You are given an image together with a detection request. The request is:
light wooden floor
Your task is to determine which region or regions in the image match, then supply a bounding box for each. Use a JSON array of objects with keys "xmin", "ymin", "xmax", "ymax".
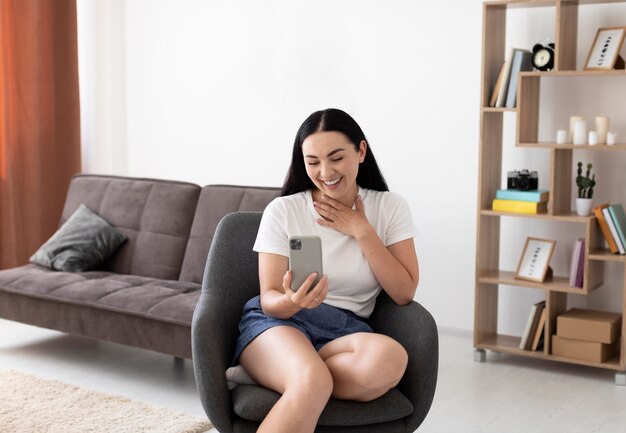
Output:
[{"xmin": 1, "ymin": 318, "xmax": 625, "ymax": 433}]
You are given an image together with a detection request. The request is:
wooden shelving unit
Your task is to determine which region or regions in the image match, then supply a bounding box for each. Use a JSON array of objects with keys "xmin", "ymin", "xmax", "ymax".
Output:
[{"xmin": 475, "ymin": 0, "xmax": 626, "ymax": 384}]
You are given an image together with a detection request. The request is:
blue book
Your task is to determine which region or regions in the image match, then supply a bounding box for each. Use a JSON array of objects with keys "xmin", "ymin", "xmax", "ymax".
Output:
[
  {"xmin": 608, "ymin": 204, "xmax": 626, "ymax": 250},
  {"xmin": 496, "ymin": 189, "xmax": 549, "ymax": 202},
  {"xmin": 505, "ymin": 49, "xmax": 533, "ymax": 108}
]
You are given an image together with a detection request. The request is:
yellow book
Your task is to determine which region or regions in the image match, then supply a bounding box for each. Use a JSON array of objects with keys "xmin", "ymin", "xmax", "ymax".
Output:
[{"xmin": 492, "ymin": 199, "xmax": 547, "ymax": 214}]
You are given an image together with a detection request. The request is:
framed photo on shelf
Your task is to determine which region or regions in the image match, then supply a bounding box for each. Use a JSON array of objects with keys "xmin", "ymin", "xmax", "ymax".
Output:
[
  {"xmin": 584, "ymin": 26, "xmax": 626, "ymax": 70},
  {"xmin": 515, "ymin": 237, "xmax": 556, "ymax": 283}
]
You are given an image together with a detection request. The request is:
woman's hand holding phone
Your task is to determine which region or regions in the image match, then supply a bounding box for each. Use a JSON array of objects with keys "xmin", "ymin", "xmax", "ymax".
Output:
[{"xmin": 282, "ymin": 270, "xmax": 328, "ymax": 309}]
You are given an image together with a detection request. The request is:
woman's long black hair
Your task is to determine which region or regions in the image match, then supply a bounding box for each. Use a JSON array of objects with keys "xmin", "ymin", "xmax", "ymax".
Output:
[{"xmin": 281, "ymin": 108, "xmax": 388, "ymax": 196}]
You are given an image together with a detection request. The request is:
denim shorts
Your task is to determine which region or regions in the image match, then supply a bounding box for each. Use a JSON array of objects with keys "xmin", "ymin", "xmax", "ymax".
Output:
[{"xmin": 233, "ymin": 295, "xmax": 373, "ymax": 364}]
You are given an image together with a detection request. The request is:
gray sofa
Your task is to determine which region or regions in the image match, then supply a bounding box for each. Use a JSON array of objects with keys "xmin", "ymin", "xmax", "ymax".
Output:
[{"xmin": 0, "ymin": 174, "xmax": 279, "ymax": 359}]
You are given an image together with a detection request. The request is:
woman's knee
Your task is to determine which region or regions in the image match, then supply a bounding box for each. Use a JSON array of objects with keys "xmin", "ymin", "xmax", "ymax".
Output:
[
  {"xmin": 357, "ymin": 336, "xmax": 408, "ymax": 388},
  {"xmin": 285, "ymin": 360, "xmax": 333, "ymax": 403}
]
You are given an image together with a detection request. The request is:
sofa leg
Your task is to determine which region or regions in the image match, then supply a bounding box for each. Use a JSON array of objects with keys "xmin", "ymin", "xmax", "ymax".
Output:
[
  {"xmin": 616, "ymin": 371, "xmax": 626, "ymax": 386},
  {"xmin": 174, "ymin": 357, "xmax": 185, "ymax": 369}
]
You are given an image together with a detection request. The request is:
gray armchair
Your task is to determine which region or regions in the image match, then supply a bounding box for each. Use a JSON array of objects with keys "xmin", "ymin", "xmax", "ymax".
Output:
[{"xmin": 192, "ymin": 212, "xmax": 438, "ymax": 433}]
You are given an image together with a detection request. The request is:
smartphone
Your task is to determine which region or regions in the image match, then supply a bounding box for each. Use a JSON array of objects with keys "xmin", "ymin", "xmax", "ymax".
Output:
[{"xmin": 288, "ymin": 236, "xmax": 323, "ymax": 292}]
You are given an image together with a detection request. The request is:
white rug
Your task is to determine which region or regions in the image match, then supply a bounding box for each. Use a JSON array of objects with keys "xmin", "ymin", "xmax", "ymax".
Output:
[{"xmin": 0, "ymin": 370, "xmax": 213, "ymax": 433}]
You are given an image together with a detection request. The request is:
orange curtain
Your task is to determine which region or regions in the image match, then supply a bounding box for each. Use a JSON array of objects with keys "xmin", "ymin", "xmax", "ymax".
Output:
[{"xmin": 0, "ymin": 0, "xmax": 81, "ymax": 269}]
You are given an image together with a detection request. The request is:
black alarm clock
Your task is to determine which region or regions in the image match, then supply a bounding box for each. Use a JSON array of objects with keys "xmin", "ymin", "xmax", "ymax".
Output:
[{"xmin": 532, "ymin": 42, "xmax": 555, "ymax": 71}]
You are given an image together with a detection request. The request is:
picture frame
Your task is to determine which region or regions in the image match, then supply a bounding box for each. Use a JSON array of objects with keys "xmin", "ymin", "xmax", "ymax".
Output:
[
  {"xmin": 584, "ymin": 26, "xmax": 626, "ymax": 70},
  {"xmin": 515, "ymin": 237, "xmax": 556, "ymax": 283}
]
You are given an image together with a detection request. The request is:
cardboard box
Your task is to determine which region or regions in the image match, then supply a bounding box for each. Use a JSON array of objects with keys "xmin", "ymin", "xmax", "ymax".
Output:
[
  {"xmin": 556, "ymin": 308, "xmax": 621, "ymax": 344},
  {"xmin": 552, "ymin": 335, "xmax": 619, "ymax": 363}
]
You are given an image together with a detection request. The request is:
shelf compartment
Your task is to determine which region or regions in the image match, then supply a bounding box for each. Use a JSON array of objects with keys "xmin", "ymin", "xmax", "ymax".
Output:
[
  {"xmin": 476, "ymin": 333, "xmax": 623, "ymax": 370},
  {"xmin": 487, "ymin": 0, "xmax": 626, "ymax": 8},
  {"xmin": 482, "ymin": 107, "xmax": 517, "ymax": 112},
  {"xmin": 478, "ymin": 270, "xmax": 601, "ymax": 294},
  {"xmin": 589, "ymin": 249, "xmax": 626, "ymax": 262},
  {"xmin": 519, "ymin": 142, "xmax": 626, "ymax": 150},
  {"xmin": 480, "ymin": 209, "xmax": 594, "ymax": 222},
  {"xmin": 476, "ymin": 333, "xmax": 546, "ymax": 357}
]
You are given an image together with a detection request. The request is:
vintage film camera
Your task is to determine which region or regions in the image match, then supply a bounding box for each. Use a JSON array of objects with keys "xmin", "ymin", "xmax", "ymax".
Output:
[{"xmin": 507, "ymin": 169, "xmax": 538, "ymax": 191}]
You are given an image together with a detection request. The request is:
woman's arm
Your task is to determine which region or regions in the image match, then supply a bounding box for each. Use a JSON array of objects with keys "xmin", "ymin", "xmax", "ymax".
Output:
[
  {"xmin": 257, "ymin": 252, "xmax": 329, "ymax": 319},
  {"xmin": 313, "ymin": 195, "xmax": 419, "ymax": 305}
]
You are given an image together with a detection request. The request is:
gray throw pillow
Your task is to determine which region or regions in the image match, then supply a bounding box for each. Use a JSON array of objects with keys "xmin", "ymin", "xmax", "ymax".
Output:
[{"xmin": 29, "ymin": 204, "xmax": 127, "ymax": 272}]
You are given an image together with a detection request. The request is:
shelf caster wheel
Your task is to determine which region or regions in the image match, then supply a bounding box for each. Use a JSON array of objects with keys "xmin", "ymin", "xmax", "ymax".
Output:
[
  {"xmin": 474, "ymin": 349, "xmax": 487, "ymax": 363},
  {"xmin": 615, "ymin": 372, "xmax": 626, "ymax": 386}
]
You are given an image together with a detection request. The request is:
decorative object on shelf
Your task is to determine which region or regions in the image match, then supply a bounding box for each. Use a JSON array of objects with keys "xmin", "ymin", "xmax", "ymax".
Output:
[
  {"xmin": 595, "ymin": 116, "xmax": 610, "ymax": 144},
  {"xmin": 584, "ymin": 26, "xmax": 626, "ymax": 70},
  {"xmin": 515, "ymin": 237, "xmax": 556, "ymax": 283},
  {"xmin": 531, "ymin": 41, "xmax": 555, "ymax": 71},
  {"xmin": 595, "ymin": 203, "xmax": 621, "ymax": 254},
  {"xmin": 505, "ymin": 48, "xmax": 533, "ymax": 108},
  {"xmin": 575, "ymin": 162, "xmax": 596, "ymax": 216},
  {"xmin": 607, "ymin": 132, "xmax": 617, "ymax": 145},
  {"xmin": 588, "ymin": 131, "xmax": 599, "ymax": 146},
  {"xmin": 507, "ymin": 169, "xmax": 538, "ymax": 191},
  {"xmin": 568, "ymin": 238, "xmax": 586, "ymax": 288},
  {"xmin": 519, "ymin": 300, "xmax": 546, "ymax": 350},
  {"xmin": 556, "ymin": 129, "xmax": 568, "ymax": 144},
  {"xmin": 573, "ymin": 120, "xmax": 587, "ymax": 145},
  {"xmin": 569, "ymin": 115, "xmax": 584, "ymax": 142}
]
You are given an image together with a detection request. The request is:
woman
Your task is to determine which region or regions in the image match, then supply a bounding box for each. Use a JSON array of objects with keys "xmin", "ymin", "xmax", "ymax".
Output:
[{"xmin": 233, "ymin": 108, "xmax": 419, "ymax": 433}]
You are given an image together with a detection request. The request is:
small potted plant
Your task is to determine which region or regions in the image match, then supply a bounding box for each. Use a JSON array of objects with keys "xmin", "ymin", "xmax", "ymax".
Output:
[{"xmin": 575, "ymin": 162, "xmax": 596, "ymax": 216}]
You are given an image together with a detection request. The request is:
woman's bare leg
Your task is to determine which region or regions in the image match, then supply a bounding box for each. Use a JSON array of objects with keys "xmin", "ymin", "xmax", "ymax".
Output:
[
  {"xmin": 239, "ymin": 326, "xmax": 333, "ymax": 433},
  {"xmin": 318, "ymin": 332, "xmax": 408, "ymax": 401}
]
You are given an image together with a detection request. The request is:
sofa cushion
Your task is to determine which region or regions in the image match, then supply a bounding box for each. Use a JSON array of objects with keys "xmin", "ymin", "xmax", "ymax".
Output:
[
  {"xmin": 60, "ymin": 175, "xmax": 200, "ymax": 280},
  {"xmin": 30, "ymin": 204, "xmax": 127, "ymax": 272},
  {"xmin": 0, "ymin": 264, "xmax": 200, "ymax": 326},
  {"xmin": 179, "ymin": 185, "xmax": 280, "ymax": 283},
  {"xmin": 231, "ymin": 385, "xmax": 413, "ymax": 426}
]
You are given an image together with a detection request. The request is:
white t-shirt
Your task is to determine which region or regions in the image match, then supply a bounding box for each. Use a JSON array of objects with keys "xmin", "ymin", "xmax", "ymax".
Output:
[{"xmin": 253, "ymin": 186, "xmax": 417, "ymax": 318}]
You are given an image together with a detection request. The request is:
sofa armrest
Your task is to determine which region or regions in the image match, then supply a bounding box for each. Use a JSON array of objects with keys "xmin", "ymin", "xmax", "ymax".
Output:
[{"xmin": 368, "ymin": 291, "xmax": 439, "ymax": 431}]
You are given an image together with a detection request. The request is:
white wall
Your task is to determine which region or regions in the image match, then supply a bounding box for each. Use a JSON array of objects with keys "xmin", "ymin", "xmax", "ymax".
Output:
[{"xmin": 77, "ymin": 0, "xmax": 626, "ymax": 334}]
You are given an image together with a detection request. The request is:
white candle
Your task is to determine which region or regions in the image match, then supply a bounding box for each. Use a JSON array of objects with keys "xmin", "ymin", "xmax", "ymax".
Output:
[
  {"xmin": 573, "ymin": 120, "xmax": 587, "ymax": 145},
  {"xmin": 588, "ymin": 131, "xmax": 598, "ymax": 145},
  {"xmin": 569, "ymin": 116, "xmax": 584, "ymax": 143},
  {"xmin": 595, "ymin": 116, "xmax": 609, "ymax": 144},
  {"xmin": 607, "ymin": 132, "xmax": 617, "ymax": 146},
  {"xmin": 556, "ymin": 129, "xmax": 567, "ymax": 144}
]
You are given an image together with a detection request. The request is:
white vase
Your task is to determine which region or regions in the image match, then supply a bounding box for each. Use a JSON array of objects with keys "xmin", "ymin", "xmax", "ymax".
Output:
[{"xmin": 576, "ymin": 198, "xmax": 593, "ymax": 216}]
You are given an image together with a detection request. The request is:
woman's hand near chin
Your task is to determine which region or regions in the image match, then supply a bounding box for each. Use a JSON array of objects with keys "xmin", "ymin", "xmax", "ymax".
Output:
[{"xmin": 313, "ymin": 195, "xmax": 374, "ymax": 240}]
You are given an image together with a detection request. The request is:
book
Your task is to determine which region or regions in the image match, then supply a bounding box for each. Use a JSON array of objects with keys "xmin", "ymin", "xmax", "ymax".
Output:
[
  {"xmin": 505, "ymin": 49, "xmax": 533, "ymax": 108},
  {"xmin": 575, "ymin": 239, "xmax": 585, "ymax": 288},
  {"xmin": 568, "ymin": 238, "xmax": 584, "ymax": 287},
  {"xmin": 495, "ymin": 47, "xmax": 515, "ymax": 107},
  {"xmin": 594, "ymin": 203, "xmax": 619, "ymax": 254},
  {"xmin": 492, "ymin": 199, "xmax": 547, "ymax": 214},
  {"xmin": 495, "ymin": 189, "xmax": 549, "ymax": 202},
  {"xmin": 531, "ymin": 309, "xmax": 547, "ymax": 351},
  {"xmin": 489, "ymin": 62, "xmax": 506, "ymax": 107},
  {"xmin": 603, "ymin": 207, "xmax": 626, "ymax": 254},
  {"xmin": 608, "ymin": 204, "xmax": 626, "ymax": 253},
  {"xmin": 520, "ymin": 301, "xmax": 546, "ymax": 350}
]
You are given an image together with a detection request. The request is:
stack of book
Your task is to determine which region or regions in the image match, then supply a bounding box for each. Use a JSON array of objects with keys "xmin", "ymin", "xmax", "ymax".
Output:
[
  {"xmin": 594, "ymin": 203, "xmax": 626, "ymax": 255},
  {"xmin": 489, "ymin": 47, "xmax": 534, "ymax": 108},
  {"xmin": 492, "ymin": 189, "xmax": 549, "ymax": 214},
  {"xmin": 519, "ymin": 300, "xmax": 547, "ymax": 351},
  {"xmin": 569, "ymin": 238, "xmax": 585, "ymax": 288}
]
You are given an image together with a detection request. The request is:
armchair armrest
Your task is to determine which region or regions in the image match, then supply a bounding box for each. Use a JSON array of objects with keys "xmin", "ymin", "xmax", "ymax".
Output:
[{"xmin": 368, "ymin": 291, "xmax": 439, "ymax": 431}]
